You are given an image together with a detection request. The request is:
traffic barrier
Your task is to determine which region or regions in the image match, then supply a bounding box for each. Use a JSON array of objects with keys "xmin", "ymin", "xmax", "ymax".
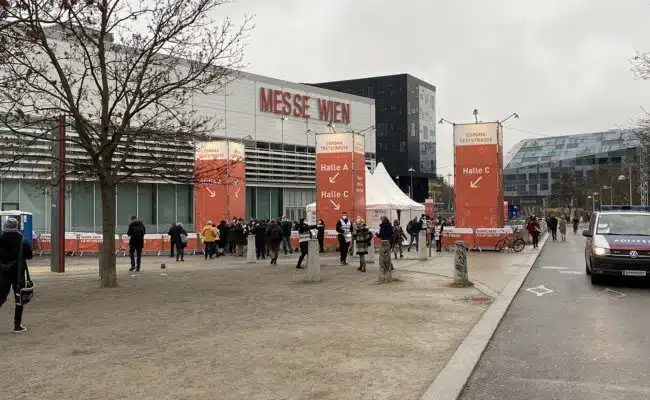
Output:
[{"xmin": 34, "ymin": 225, "xmax": 533, "ymax": 257}]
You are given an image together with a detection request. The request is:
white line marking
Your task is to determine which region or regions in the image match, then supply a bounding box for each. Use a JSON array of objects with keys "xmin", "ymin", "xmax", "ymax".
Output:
[
  {"xmin": 559, "ymin": 270, "xmax": 583, "ymax": 275},
  {"xmin": 604, "ymin": 288, "xmax": 626, "ymax": 298},
  {"xmin": 541, "ymin": 266, "xmax": 568, "ymax": 270},
  {"xmin": 526, "ymin": 285, "xmax": 554, "ymax": 296}
]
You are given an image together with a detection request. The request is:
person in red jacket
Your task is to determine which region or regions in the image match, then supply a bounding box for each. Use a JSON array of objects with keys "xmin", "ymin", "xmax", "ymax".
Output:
[{"xmin": 527, "ymin": 215, "xmax": 541, "ymax": 248}]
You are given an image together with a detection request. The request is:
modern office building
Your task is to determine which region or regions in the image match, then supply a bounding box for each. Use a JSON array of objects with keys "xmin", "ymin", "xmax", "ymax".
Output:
[
  {"xmin": 0, "ymin": 32, "xmax": 377, "ymax": 233},
  {"xmin": 307, "ymin": 74, "xmax": 437, "ymax": 203},
  {"xmin": 504, "ymin": 130, "xmax": 641, "ymax": 215}
]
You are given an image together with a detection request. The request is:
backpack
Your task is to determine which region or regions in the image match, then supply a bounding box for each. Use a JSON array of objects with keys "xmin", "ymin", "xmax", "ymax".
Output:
[
  {"xmin": 406, "ymin": 221, "xmax": 414, "ymax": 234},
  {"xmin": 269, "ymin": 227, "xmax": 281, "ymax": 241}
]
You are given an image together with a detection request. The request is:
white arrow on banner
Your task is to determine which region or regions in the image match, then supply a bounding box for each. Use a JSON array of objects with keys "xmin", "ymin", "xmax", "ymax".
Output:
[
  {"xmin": 206, "ymin": 187, "xmax": 216, "ymax": 197},
  {"xmin": 329, "ymin": 199, "xmax": 340, "ymax": 211},
  {"xmin": 329, "ymin": 172, "xmax": 340, "ymax": 183},
  {"xmin": 234, "ymin": 187, "xmax": 241, "ymax": 198},
  {"xmin": 470, "ymin": 176, "xmax": 482, "ymax": 188}
]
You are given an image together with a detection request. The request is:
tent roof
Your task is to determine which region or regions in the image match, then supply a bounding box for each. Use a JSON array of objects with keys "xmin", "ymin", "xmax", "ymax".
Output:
[{"xmin": 372, "ymin": 163, "xmax": 425, "ymax": 211}]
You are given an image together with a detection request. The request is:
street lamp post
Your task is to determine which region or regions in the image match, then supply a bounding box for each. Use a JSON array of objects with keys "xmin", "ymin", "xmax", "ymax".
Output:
[
  {"xmin": 618, "ymin": 164, "xmax": 633, "ymax": 206},
  {"xmin": 408, "ymin": 167, "xmax": 415, "ymax": 199},
  {"xmin": 602, "ymin": 186, "xmax": 613, "ymax": 205},
  {"xmin": 589, "ymin": 192, "xmax": 599, "ymax": 212}
]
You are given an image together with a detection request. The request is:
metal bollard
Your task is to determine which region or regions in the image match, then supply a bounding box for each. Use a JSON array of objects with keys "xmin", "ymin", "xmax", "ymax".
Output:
[
  {"xmin": 378, "ymin": 240, "xmax": 392, "ymax": 283},
  {"xmin": 306, "ymin": 239, "xmax": 321, "ymax": 282},
  {"xmin": 246, "ymin": 235, "xmax": 256, "ymax": 263},
  {"xmin": 418, "ymin": 230, "xmax": 428, "ymax": 260},
  {"xmin": 453, "ymin": 240, "xmax": 471, "ymax": 287}
]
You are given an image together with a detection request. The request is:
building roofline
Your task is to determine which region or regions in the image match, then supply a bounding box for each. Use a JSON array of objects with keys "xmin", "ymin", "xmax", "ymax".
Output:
[{"xmin": 304, "ymin": 73, "xmax": 436, "ymax": 90}]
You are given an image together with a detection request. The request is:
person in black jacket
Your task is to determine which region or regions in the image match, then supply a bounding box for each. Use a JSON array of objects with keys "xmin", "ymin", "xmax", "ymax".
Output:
[
  {"xmin": 266, "ymin": 220, "xmax": 283, "ymax": 265},
  {"xmin": 253, "ymin": 220, "xmax": 268, "ymax": 260},
  {"xmin": 316, "ymin": 219, "xmax": 325, "ymax": 253},
  {"xmin": 127, "ymin": 216, "xmax": 146, "ymax": 271},
  {"xmin": 167, "ymin": 223, "xmax": 177, "ymax": 257},
  {"xmin": 280, "ymin": 216, "xmax": 293, "ymax": 256},
  {"xmin": 295, "ymin": 218, "xmax": 317, "ymax": 269},
  {"xmin": 168, "ymin": 222, "xmax": 187, "ymax": 262},
  {"xmin": 335, "ymin": 212, "xmax": 352, "ymax": 265},
  {"xmin": 0, "ymin": 218, "xmax": 33, "ymax": 333}
]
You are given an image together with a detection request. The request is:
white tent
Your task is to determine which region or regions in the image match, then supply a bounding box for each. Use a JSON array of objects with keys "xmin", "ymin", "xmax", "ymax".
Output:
[
  {"xmin": 371, "ymin": 162, "xmax": 425, "ymax": 226},
  {"xmin": 306, "ymin": 164, "xmax": 424, "ymax": 229}
]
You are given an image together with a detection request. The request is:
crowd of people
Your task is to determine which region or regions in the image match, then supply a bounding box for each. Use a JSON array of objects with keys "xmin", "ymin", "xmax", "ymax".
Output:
[{"xmin": 524, "ymin": 214, "xmax": 581, "ymax": 248}]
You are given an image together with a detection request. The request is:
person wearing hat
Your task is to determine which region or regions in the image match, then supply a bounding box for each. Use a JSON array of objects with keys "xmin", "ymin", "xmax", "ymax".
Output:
[{"xmin": 0, "ymin": 217, "xmax": 33, "ymax": 333}]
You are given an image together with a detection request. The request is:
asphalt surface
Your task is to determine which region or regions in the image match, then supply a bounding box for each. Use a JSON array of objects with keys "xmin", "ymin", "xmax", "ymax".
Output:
[{"xmin": 459, "ymin": 232, "xmax": 650, "ymax": 400}]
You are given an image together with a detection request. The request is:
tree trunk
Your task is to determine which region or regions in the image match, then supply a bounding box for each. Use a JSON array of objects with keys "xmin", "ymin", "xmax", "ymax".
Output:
[{"xmin": 99, "ymin": 182, "xmax": 118, "ymax": 288}]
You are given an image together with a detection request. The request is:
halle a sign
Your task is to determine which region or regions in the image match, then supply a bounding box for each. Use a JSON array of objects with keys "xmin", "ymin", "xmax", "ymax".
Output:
[{"xmin": 259, "ymin": 87, "xmax": 351, "ymax": 124}]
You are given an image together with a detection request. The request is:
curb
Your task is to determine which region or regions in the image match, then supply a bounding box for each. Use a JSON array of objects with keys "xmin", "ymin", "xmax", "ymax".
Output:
[{"xmin": 420, "ymin": 233, "xmax": 550, "ymax": 400}]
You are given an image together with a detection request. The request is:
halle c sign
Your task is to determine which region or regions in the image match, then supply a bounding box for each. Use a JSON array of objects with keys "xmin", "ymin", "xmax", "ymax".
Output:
[{"xmin": 259, "ymin": 87, "xmax": 351, "ymax": 124}]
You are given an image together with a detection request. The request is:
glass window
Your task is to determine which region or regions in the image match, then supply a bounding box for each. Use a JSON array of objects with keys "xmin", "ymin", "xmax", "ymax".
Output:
[
  {"xmin": 176, "ymin": 184, "xmax": 193, "ymax": 227},
  {"xmin": 2, "ymin": 179, "xmax": 19, "ymax": 206},
  {"xmin": 256, "ymin": 187, "xmax": 270, "ymax": 220},
  {"xmin": 528, "ymin": 173, "xmax": 538, "ymax": 180},
  {"xmin": 540, "ymin": 183, "xmax": 549, "ymax": 191},
  {"xmin": 71, "ymin": 181, "xmax": 94, "ymax": 232},
  {"xmin": 246, "ymin": 187, "xmax": 255, "ymax": 219},
  {"xmin": 138, "ymin": 183, "xmax": 156, "ymax": 227},
  {"xmin": 18, "ymin": 181, "xmax": 47, "ymax": 232},
  {"xmin": 539, "ymin": 172, "xmax": 548, "ymax": 180},
  {"xmin": 270, "ymin": 187, "xmax": 281, "ymax": 219},
  {"xmin": 116, "ymin": 184, "xmax": 137, "ymax": 232},
  {"xmin": 94, "ymin": 183, "xmax": 103, "ymax": 229},
  {"xmin": 158, "ymin": 184, "xmax": 176, "ymax": 227}
]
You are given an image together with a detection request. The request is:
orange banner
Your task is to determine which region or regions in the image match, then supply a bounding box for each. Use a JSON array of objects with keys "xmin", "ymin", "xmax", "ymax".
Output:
[
  {"xmin": 194, "ymin": 141, "xmax": 246, "ymax": 226},
  {"xmin": 454, "ymin": 123, "xmax": 504, "ymax": 228},
  {"xmin": 316, "ymin": 132, "xmax": 366, "ymax": 230},
  {"xmin": 425, "ymin": 198, "xmax": 434, "ymax": 218}
]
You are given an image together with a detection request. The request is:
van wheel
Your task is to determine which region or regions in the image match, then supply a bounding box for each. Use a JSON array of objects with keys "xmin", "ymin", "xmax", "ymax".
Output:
[{"xmin": 591, "ymin": 273, "xmax": 602, "ymax": 285}]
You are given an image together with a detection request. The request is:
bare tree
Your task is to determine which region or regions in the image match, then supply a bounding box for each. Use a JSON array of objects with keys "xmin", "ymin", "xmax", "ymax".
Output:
[
  {"xmin": 550, "ymin": 168, "xmax": 585, "ymax": 213},
  {"xmin": 0, "ymin": 0, "xmax": 252, "ymax": 287}
]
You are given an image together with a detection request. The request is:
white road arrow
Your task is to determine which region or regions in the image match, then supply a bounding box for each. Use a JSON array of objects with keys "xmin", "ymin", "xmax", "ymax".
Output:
[
  {"xmin": 206, "ymin": 187, "xmax": 216, "ymax": 198},
  {"xmin": 234, "ymin": 187, "xmax": 241, "ymax": 198},
  {"xmin": 470, "ymin": 176, "xmax": 483, "ymax": 188},
  {"xmin": 329, "ymin": 199, "xmax": 340, "ymax": 211},
  {"xmin": 329, "ymin": 172, "xmax": 340, "ymax": 184}
]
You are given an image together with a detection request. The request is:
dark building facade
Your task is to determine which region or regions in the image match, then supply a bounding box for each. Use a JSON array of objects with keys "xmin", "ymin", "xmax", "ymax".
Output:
[
  {"xmin": 307, "ymin": 74, "xmax": 436, "ymax": 203},
  {"xmin": 504, "ymin": 130, "xmax": 641, "ymax": 216}
]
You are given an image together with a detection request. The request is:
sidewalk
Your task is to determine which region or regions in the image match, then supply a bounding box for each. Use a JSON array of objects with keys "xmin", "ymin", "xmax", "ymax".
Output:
[{"xmin": 2, "ymin": 242, "xmax": 545, "ymax": 400}]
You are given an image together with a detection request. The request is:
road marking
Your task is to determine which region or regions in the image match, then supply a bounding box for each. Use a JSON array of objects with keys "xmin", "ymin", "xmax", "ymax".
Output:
[
  {"xmin": 603, "ymin": 288, "xmax": 626, "ymax": 298},
  {"xmin": 541, "ymin": 266, "xmax": 568, "ymax": 270},
  {"xmin": 559, "ymin": 270, "xmax": 583, "ymax": 275},
  {"xmin": 526, "ymin": 285, "xmax": 554, "ymax": 296}
]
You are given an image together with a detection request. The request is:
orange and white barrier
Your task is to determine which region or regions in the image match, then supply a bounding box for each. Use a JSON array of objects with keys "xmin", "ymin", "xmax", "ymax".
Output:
[{"xmin": 441, "ymin": 227, "xmax": 475, "ymax": 248}]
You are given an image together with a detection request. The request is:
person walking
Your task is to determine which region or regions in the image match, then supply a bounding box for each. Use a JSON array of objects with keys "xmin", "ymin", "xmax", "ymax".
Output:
[
  {"xmin": 201, "ymin": 221, "xmax": 217, "ymax": 259},
  {"xmin": 295, "ymin": 218, "xmax": 316, "ymax": 269},
  {"xmin": 127, "ymin": 216, "xmax": 145, "ymax": 271},
  {"xmin": 391, "ymin": 219, "xmax": 407, "ymax": 259},
  {"xmin": 527, "ymin": 216, "xmax": 541, "ymax": 248},
  {"xmin": 167, "ymin": 222, "xmax": 177, "ymax": 258},
  {"xmin": 316, "ymin": 218, "xmax": 325, "ymax": 253},
  {"xmin": 434, "ymin": 220, "xmax": 444, "ymax": 252},
  {"xmin": 572, "ymin": 216, "xmax": 580, "ymax": 234},
  {"xmin": 169, "ymin": 222, "xmax": 187, "ymax": 262},
  {"xmin": 406, "ymin": 217, "xmax": 420, "ymax": 252},
  {"xmin": 354, "ymin": 219, "xmax": 372, "ymax": 272},
  {"xmin": 266, "ymin": 220, "xmax": 283, "ymax": 265},
  {"xmin": 280, "ymin": 216, "xmax": 293, "ymax": 256},
  {"xmin": 559, "ymin": 216, "xmax": 567, "ymax": 242},
  {"xmin": 549, "ymin": 215, "xmax": 558, "ymax": 241},
  {"xmin": 253, "ymin": 219, "xmax": 268, "ymax": 260},
  {"xmin": 335, "ymin": 212, "xmax": 352, "ymax": 265},
  {"xmin": 377, "ymin": 216, "xmax": 394, "ymax": 271},
  {"xmin": 0, "ymin": 218, "xmax": 33, "ymax": 333}
]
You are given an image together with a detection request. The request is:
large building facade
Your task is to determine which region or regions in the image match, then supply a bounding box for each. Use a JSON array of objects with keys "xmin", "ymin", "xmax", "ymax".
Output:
[
  {"xmin": 1, "ymin": 69, "xmax": 376, "ymax": 233},
  {"xmin": 504, "ymin": 130, "xmax": 641, "ymax": 216},
  {"xmin": 307, "ymin": 74, "xmax": 436, "ymax": 203}
]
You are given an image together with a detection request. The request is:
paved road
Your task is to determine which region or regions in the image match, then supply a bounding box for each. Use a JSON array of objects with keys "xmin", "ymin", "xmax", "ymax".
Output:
[{"xmin": 459, "ymin": 232, "xmax": 650, "ymax": 400}]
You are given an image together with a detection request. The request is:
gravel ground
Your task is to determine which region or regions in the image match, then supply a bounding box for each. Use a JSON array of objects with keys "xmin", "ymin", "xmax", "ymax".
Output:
[{"xmin": 1, "ymin": 260, "xmax": 488, "ymax": 400}]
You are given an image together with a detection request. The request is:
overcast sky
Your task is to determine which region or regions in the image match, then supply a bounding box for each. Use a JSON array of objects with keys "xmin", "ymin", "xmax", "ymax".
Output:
[{"xmin": 221, "ymin": 0, "xmax": 650, "ymax": 179}]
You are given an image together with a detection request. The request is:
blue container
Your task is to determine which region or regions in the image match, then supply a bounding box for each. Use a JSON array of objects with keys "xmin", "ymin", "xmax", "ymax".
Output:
[{"xmin": 0, "ymin": 210, "xmax": 34, "ymax": 244}]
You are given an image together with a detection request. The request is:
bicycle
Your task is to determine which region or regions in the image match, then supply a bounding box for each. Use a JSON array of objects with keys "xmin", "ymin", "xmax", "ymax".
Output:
[{"xmin": 495, "ymin": 228, "xmax": 525, "ymax": 252}]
